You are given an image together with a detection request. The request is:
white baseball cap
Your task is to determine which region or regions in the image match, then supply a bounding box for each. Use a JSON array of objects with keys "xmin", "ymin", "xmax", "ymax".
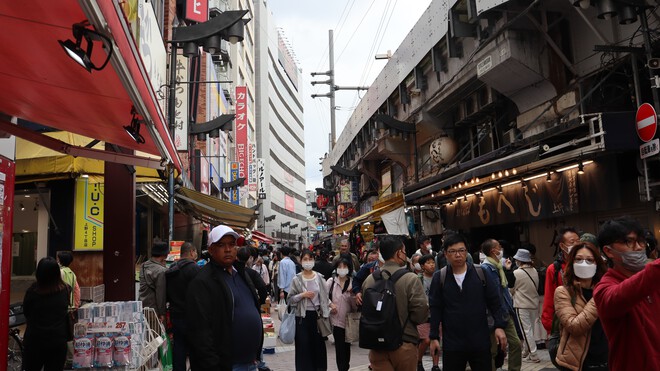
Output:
[{"xmin": 208, "ymin": 225, "xmax": 240, "ymax": 247}]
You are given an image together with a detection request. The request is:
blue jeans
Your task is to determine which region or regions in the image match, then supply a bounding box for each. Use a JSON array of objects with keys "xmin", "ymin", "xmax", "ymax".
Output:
[{"xmin": 232, "ymin": 363, "xmax": 258, "ymax": 371}]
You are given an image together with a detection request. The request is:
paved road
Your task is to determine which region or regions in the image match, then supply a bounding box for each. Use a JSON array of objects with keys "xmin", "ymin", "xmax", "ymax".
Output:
[{"xmin": 263, "ymin": 310, "xmax": 557, "ymax": 371}]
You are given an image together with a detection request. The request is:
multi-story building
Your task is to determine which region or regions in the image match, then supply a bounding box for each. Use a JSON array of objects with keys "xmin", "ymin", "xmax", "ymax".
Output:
[
  {"xmin": 254, "ymin": 0, "xmax": 307, "ymax": 246},
  {"xmin": 323, "ymin": 0, "xmax": 660, "ymax": 261}
]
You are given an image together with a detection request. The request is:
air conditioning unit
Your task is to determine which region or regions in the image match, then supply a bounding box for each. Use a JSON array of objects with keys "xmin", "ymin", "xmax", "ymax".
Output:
[{"xmin": 209, "ymin": 0, "xmax": 227, "ymax": 17}]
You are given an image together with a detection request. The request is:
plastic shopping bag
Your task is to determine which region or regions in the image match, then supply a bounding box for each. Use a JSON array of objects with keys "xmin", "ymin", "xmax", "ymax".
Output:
[
  {"xmin": 277, "ymin": 298, "xmax": 287, "ymax": 321},
  {"xmin": 159, "ymin": 334, "xmax": 173, "ymax": 371},
  {"xmin": 279, "ymin": 305, "xmax": 296, "ymax": 344}
]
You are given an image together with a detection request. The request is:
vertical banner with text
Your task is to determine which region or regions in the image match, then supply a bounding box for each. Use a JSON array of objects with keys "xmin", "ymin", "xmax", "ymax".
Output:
[
  {"xmin": 230, "ymin": 162, "xmax": 240, "ymax": 204},
  {"xmin": 235, "ymin": 86, "xmax": 248, "ymax": 187},
  {"xmin": 74, "ymin": 178, "xmax": 104, "ymax": 250},
  {"xmin": 257, "ymin": 158, "xmax": 266, "ymax": 199},
  {"xmin": 248, "ymin": 142, "xmax": 257, "ymax": 192},
  {"xmin": 174, "ymin": 55, "xmax": 189, "ymax": 150}
]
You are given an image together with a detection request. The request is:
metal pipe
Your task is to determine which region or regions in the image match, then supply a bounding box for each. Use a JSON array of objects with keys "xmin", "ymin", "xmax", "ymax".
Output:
[{"xmin": 329, "ymin": 29, "xmax": 336, "ymax": 149}]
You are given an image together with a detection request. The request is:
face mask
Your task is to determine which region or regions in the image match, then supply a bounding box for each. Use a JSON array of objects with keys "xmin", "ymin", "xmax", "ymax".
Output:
[
  {"xmin": 607, "ymin": 247, "xmax": 647, "ymax": 272},
  {"xmin": 573, "ymin": 261, "xmax": 597, "ymax": 279},
  {"xmin": 424, "ymin": 243, "xmax": 432, "ymax": 250},
  {"xmin": 496, "ymin": 251, "xmax": 503, "ymax": 260},
  {"xmin": 378, "ymin": 252, "xmax": 385, "ymax": 264},
  {"xmin": 414, "ymin": 263, "xmax": 422, "ymax": 271},
  {"xmin": 302, "ymin": 261, "xmax": 314, "ymax": 271},
  {"xmin": 564, "ymin": 244, "xmax": 574, "ymax": 254},
  {"xmin": 479, "ymin": 252, "xmax": 487, "ymax": 263},
  {"xmin": 515, "ymin": 261, "xmax": 521, "ymax": 268},
  {"xmin": 337, "ymin": 268, "xmax": 349, "ymax": 277}
]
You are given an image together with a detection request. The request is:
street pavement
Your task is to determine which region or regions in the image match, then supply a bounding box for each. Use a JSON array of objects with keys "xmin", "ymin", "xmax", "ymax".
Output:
[{"xmin": 263, "ymin": 310, "xmax": 557, "ymax": 371}]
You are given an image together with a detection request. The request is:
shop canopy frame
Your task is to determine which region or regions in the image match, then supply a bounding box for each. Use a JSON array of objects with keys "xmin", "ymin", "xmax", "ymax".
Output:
[{"xmin": 174, "ymin": 186, "xmax": 257, "ymax": 229}]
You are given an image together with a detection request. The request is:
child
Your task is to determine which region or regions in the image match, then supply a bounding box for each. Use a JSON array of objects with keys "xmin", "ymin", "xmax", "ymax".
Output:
[{"xmin": 417, "ymin": 254, "xmax": 440, "ymax": 371}]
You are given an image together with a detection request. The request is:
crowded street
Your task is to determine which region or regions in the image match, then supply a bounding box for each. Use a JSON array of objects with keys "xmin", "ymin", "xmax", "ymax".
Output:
[{"xmin": 2, "ymin": 0, "xmax": 660, "ymax": 370}]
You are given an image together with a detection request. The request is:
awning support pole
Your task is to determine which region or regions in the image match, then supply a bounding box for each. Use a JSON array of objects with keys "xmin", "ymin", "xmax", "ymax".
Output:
[{"xmin": 169, "ymin": 163, "xmax": 175, "ymax": 242}]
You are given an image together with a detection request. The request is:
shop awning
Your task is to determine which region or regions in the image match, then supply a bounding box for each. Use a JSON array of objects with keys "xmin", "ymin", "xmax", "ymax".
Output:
[
  {"xmin": 251, "ymin": 230, "xmax": 274, "ymax": 245},
  {"xmin": 0, "ymin": 0, "xmax": 181, "ymax": 170},
  {"xmin": 332, "ymin": 193, "xmax": 405, "ymax": 234},
  {"xmin": 174, "ymin": 187, "xmax": 257, "ymax": 229},
  {"xmin": 15, "ymin": 132, "xmax": 162, "ymax": 184}
]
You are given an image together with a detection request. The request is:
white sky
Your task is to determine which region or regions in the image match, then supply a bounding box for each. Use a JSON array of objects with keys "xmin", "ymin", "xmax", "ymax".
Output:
[{"xmin": 266, "ymin": 0, "xmax": 433, "ymax": 191}]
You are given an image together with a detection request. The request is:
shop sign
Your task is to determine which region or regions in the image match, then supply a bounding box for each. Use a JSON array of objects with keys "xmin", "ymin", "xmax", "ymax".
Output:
[
  {"xmin": 74, "ymin": 178, "xmax": 104, "ymax": 251},
  {"xmin": 174, "ymin": 55, "xmax": 189, "ymax": 151},
  {"xmin": 257, "ymin": 158, "xmax": 266, "ymax": 200},
  {"xmin": 235, "ymin": 86, "xmax": 248, "ymax": 186},
  {"xmin": 445, "ymin": 169, "xmax": 579, "ymax": 229},
  {"xmin": 185, "ymin": 0, "xmax": 208, "ymax": 23},
  {"xmin": 230, "ymin": 162, "xmax": 240, "ymax": 205},
  {"xmin": 248, "ymin": 143, "xmax": 257, "ymax": 192}
]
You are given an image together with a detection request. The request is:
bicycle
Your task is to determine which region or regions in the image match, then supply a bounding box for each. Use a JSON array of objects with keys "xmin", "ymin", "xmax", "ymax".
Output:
[{"xmin": 8, "ymin": 302, "xmax": 25, "ymax": 371}]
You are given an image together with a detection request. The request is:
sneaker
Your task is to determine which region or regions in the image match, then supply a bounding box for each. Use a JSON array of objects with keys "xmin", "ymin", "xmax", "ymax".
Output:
[
  {"xmin": 417, "ymin": 362, "xmax": 425, "ymax": 371},
  {"xmin": 521, "ymin": 349, "xmax": 530, "ymax": 359},
  {"xmin": 525, "ymin": 353, "xmax": 541, "ymax": 363},
  {"xmin": 431, "ymin": 366, "xmax": 441, "ymax": 371}
]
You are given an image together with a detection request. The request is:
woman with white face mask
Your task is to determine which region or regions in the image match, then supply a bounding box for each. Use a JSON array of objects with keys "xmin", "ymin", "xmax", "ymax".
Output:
[
  {"xmin": 554, "ymin": 242, "xmax": 609, "ymax": 371},
  {"xmin": 325, "ymin": 259, "xmax": 357, "ymax": 371},
  {"xmin": 289, "ymin": 250, "xmax": 331, "ymax": 370}
]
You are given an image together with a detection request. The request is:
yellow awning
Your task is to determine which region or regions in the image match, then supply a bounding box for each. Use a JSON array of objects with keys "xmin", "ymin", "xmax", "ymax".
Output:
[
  {"xmin": 332, "ymin": 193, "xmax": 405, "ymax": 234},
  {"xmin": 175, "ymin": 187, "xmax": 257, "ymax": 229},
  {"xmin": 16, "ymin": 132, "xmax": 162, "ymax": 184}
]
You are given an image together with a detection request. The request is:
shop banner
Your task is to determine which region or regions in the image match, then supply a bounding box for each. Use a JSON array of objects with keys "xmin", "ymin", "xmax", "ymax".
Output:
[
  {"xmin": 285, "ymin": 194, "xmax": 295, "ymax": 212},
  {"xmin": 74, "ymin": 178, "xmax": 104, "ymax": 250},
  {"xmin": 445, "ymin": 169, "xmax": 579, "ymax": 229},
  {"xmin": 257, "ymin": 158, "xmax": 266, "ymax": 200},
  {"xmin": 235, "ymin": 86, "xmax": 248, "ymax": 186},
  {"xmin": 174, "ymin": 55, "xmax": 189, "ymax": 151},
  {"xmin": 248, "ymin": 143, "xmax": 257, "ymax": 192},
  {"xmin": 0, "ymin": 157, "xmax": 15, "ymax": 366},
  {"xmin": 230, "ymin": 162, "xmax": 240, "ymax": 205}
]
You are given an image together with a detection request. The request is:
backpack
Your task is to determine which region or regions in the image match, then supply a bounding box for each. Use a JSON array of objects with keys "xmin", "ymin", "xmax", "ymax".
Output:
[
  {"xmin": 359, "ymin": 268, "xmax": 411, "ymax": 350},
  {"xmin": 536, "ymin": 266, "xmax": 547, "ymax": 296},
  {"xmin": 438, "ymin": 264, "xmax": 486, "ymax": 288}
]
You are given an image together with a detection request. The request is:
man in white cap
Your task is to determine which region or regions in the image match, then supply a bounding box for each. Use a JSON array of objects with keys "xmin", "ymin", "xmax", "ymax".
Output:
[
  {"xmin": 511, "ymin": 248, "xmax": 540, "ymax": 363},
  {"xmin": 186, "ymin": 225, "xmax": 263, "ymax": 371}
]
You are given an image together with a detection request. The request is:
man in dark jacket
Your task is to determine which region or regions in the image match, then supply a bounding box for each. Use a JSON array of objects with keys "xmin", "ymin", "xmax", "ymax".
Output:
[
  {"xmin": 166, "ymin": 242, "xmax": 200, "ymax": 371},
  {"xmin": 429, "ymin": 233, "xmax": 508, "ymax": 371},
  {"xmin": 186, "ymin": 225, "xmax": 263, "ymax": 371},
  {"xmin": 139, "ymin": 242, "xmax": 168, "ymax": 321}
]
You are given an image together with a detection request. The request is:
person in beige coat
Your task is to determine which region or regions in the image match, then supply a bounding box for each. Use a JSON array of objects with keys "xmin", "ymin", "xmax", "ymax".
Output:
[
  {"xmin": 554, "ymin": 241, "xmax": 609, "ymax": 371},
  {"xmin": 511, "ymin": 249, "xmax": 541, "ymax": 363}
]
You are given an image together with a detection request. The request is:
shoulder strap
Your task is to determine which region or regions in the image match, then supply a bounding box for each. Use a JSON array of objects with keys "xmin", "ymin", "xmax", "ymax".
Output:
[
  {"xmin": 473, "ymin": 264, "xmax": 487, "ymax": 287},
  {"xmin": 389, "ymin": 268, "xmax": 409, "ymax": 284},
  {"xmin": 440, "ymin": 267, "xmax": 447, "ymax": 288},
  {"xmin": 329, "ymin": 277, "xmax": 335, "ymax": 299},
  {"xmin": 520, "ymin": 267, "xmax": 538, "ymax": 291}
]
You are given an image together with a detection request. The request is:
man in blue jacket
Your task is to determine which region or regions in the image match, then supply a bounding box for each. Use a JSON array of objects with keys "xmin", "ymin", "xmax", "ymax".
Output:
[{"xmin": 429, "ymin": 233, "xmax": 507, "ymax": 371}]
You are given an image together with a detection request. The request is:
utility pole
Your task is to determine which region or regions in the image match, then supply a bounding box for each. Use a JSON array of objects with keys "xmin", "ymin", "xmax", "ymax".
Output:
[{"xmin": 311, "ymin": 29, "xmax": 369, "ymax": 150}]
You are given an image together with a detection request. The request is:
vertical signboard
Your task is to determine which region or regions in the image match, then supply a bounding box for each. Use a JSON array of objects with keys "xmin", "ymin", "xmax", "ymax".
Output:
[
  {"xmin": 235, "ymin": 86, "xmax": 248, "ymax": 186},
  {"xmin": 230, "ymin": 162, "xmax": 240, "ymax": 204},
  {"xmin": 257, "ymin": 158, "xmax": 266, "ymax": 199},
  {"xmin": 138, "ymin": 0, "xmax": 167, "ymax": 102},
  {"xmin": 174, "ymin": 55, "xmax": 189, "ymax": 150},
  {"xmin": 74, "ymin": 178, "xmax": 105, "ymax": 250},
  {"xmin": 248, "ymin": 142, "xmax": 257, "ymax": 192},
  {"xmin": 285, "ymin": 194, "xmax": 295, "ymax": 212},
  {"xmin": 0, "ymin": 157, "xmax": 15, "ymax": 367}
]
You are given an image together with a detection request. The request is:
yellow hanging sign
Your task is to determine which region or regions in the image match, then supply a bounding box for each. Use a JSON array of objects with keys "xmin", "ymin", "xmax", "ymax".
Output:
[{"xmin": 74, "ymin": 178, "xmax": 104, "ymax": 250}]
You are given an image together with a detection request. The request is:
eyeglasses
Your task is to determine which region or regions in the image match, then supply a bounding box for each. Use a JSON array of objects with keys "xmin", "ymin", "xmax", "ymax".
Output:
[
  {"xmin": 616, "ymin": 238, "xmax": 648, "ymax": 249},
  {"xmin": 574, "ymin": 257, "xmax": 596, "ymax": 265},
  {"xmin": 446, "ymin": 248, "xmax": 467, "ymax": 255}
]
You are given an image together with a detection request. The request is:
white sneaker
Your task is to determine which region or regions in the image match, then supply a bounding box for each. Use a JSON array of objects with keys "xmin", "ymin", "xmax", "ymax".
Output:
[{"xmin": 524, "ymin": 353, "xmax": 541, "ymax": 363}]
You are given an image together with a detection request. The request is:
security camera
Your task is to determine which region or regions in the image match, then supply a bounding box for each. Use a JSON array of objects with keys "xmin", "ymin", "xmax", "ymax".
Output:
[{"xmin": 649, "ymin": 58, "xmax": 660, "ymax": 70}]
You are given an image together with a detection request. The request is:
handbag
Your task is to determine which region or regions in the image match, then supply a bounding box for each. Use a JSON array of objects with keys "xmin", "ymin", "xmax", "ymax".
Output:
[
  {"xmin": 546, "ymin": 314, "xmax": 561, "ymax": 368},
  {"xmin": 279, "ymin": 304, "xmax": 296, "ymax": 344},
  {"xmin": 344, "ymin": 312, "xmax": 360, "ymax": 343},
  {"xmin": 317, "ymin": 312, "xmax": 333, "ymax": 337}
]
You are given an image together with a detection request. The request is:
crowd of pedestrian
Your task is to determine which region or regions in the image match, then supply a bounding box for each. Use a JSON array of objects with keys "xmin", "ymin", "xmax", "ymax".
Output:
[{"xmin": 20, "ymin": 214, "xmax": 660, "ymax": 371}]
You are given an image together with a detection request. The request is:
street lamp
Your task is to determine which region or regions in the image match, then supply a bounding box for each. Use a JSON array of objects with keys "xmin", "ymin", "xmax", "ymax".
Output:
[
  {"xmin": 280, "ymin": 221, "xmax": 290, "ymax": 246},
  {"xmin": 289, "ymin": 224, "xmax": 298, "ymax": 247},
  {"xmin": 300, "ymin": 226, "xmax": 309, "ymax": 247},
  {"xmin": 165, "ymin": 10, "xmax": 250, "ymax": 242},
  {"xmin": 264, "ymin": 215, "xmax": 276, "ymax": 233}
]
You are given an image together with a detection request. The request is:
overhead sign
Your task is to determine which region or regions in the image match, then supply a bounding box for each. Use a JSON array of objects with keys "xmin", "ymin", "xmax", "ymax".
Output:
[
  {"xmin": 640, "ymin": 138, "xmax": 660, "ymax": 159},
  {"xmin": 257, "ymin": 158, "xmax": 266, "ymax": 200},
  {"xmin": 635, "ymin": 103, "xmax": 657, "ymax": 143},
  {"xmin": 185, "ymin": 0, "xmax": 208, "ymax": 23}
]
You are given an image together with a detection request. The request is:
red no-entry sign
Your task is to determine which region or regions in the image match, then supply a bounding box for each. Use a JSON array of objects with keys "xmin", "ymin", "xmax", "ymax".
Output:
[{"xmin": 636, "ymin": 103, "xmax": 658, "ymax": 143}]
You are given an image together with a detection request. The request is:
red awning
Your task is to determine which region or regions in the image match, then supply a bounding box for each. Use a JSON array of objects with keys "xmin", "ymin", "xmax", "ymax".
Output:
[
  {"xmin": 0, "ymin": 0, "xmax": 181, "ymax": 170},
  {"xmin": 251, "ymin": 230, "xmax": 275, "ymax": 245}
]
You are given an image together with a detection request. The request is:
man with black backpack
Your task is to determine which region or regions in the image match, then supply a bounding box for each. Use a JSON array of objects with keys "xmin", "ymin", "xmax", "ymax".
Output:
[
  {"xmin": 360, "ymin": 235, "xmax": 428, "ymax": 371},
  {"xmin": 428, "ymin": 233, "xmax": 508, "ymax": 371}
]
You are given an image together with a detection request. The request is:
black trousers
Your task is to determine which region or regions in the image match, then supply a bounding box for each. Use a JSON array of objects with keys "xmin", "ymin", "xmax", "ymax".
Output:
[
  {"xmin": 171, "ymin": 316, "xmax": 189, "ymax": 371},
  {"xmin": 23, "ymin": 340, "xmax": 67, "ymax": 371},
  {"xmin": 295, "ymin": 310, "xmax": 327, "ymax": 371},
  {"xmin": 443, "ymin": 350, "xmax": 492, "ymax": 371},
  {"xmin": 333, "ymin": 326, "xmax": 351, "ymax": 371}
]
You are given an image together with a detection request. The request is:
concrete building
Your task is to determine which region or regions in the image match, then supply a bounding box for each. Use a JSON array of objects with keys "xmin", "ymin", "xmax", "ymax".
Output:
[{"xmin": 254, "ymin": 0, "xmax": 306, "ymax": 245}]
